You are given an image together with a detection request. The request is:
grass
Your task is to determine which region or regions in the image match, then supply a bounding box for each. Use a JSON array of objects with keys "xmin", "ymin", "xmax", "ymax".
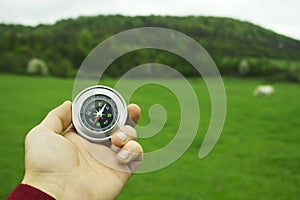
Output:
[{"xmin": 0, "ymin": 74, "xmax": 299, "ymax": 199}]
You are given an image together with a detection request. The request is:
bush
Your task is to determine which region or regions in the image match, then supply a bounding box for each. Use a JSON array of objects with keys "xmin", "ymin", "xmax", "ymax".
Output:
[
  {"xmin": 0, "ymin": 52, "xmax": 28, "ymax": 73},
  {"xmin": 48, "ymin": 58, "xmax": 75, "ymax": 78},
  {"xmin": 285, "ymin": 67, "xmax": 300, "ymax": 82},
  {"xmin": 238, "ymin": 59, "xmax": 250, "ymax": 76},
  {"xmin": 27, "ymin": 58, "xmax": 49, "ymax": 76},
  {"xmin": 216, "ymin": 57, "xmax": 239, "ymax": 75}
]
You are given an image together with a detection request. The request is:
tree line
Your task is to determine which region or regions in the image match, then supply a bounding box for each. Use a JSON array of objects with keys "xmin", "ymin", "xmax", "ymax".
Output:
[{"xmin": 0, "ymin": 15, "xmax": 300, "ymax": 82}]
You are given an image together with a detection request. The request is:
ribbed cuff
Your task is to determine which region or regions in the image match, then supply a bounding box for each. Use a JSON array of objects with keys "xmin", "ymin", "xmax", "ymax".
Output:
[{"xmin": 6, "ymin": 184, "xmax": 55, "ymax": 200}]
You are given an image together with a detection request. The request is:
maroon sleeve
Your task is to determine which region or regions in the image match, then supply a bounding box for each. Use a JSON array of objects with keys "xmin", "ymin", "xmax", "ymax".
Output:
[{"xmin": 6, "ymin": 184, "xmax": 55, "ymax": 200}]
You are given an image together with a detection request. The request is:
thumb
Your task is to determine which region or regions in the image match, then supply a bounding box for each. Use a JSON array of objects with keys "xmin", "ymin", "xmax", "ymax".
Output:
[{"xmin": 39, "ymin": 101, "xmax": 72, "ymax": 134}]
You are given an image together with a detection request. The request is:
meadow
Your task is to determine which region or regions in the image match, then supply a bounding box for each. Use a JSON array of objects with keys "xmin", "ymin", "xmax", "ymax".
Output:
[{"xmin": 0, "ymin": 74, "xmax": 299, "ymax": 199}]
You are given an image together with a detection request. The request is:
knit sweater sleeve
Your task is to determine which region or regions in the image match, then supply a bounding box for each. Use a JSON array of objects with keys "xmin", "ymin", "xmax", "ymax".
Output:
[{"xmin": 6, "ymin": 184, "xmax": 55, "ymax": 200}]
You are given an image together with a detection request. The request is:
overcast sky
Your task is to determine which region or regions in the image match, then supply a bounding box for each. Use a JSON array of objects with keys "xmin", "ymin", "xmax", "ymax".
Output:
[{"xmin": 0, "ymin": 0, "xmax": 299, "ymax": 40}]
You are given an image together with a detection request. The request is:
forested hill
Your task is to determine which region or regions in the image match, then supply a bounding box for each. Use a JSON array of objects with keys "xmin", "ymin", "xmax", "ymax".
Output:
[{"xmin": 1, "ymin": 15, "xmax": 300, "ymax": 80}]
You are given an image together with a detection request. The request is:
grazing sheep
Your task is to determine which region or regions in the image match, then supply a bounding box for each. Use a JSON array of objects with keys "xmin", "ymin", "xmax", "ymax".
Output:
[{"xmin": 253, "ymin": 85, "xmax": 274, "ymax": 96}]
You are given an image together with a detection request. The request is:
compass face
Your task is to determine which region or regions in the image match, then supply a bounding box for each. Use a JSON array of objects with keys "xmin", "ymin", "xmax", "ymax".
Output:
[
  {"xmin": 72, "ymin": 85, "xmax": 128, "ymax": 142},
  {"xmin": 80, "ymin": 94, "xmax": 118, "ymax": 133}
]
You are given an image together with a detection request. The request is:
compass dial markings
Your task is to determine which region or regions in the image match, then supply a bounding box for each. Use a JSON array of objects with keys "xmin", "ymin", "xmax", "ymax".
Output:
[{"xmin": 80, "ymin": 94, "xmax": 118, "ymax": 133}]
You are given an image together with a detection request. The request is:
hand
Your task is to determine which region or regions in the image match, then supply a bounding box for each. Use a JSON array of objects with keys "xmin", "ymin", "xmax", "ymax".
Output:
[{"xmin": 21, "ymin": 101, "xmax": 143, "ymax": 200}]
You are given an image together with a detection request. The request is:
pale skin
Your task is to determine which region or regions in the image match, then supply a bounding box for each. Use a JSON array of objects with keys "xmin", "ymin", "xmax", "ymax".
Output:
[{"xmin": 21, "ymin": 101, "xmax": 143, "ymax": 200}]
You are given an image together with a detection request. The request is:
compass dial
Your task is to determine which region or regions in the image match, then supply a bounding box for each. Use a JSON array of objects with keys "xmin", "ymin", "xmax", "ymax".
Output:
[
  {"xmin": 80, "ymin": 94, "xmax": 118, "ymax": 133},
  {"xmin": 72, "ymin": 85, "xmax": 128, "ymax": 143}
]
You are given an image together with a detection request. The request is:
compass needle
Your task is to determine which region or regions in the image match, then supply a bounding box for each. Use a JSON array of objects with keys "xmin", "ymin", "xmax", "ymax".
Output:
[
  {"xmin": 92, "ymin": 115, "xmax": 99, "ymax": 125},
  {"xmin": 100, "ymin": 103, "xmax": 107, "ymax": 113}
]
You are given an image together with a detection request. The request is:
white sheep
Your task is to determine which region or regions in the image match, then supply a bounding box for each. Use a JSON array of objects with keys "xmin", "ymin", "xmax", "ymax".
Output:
[{"xmin": 253, "ymin": 85, "xmax": 275, "ymax": 97}]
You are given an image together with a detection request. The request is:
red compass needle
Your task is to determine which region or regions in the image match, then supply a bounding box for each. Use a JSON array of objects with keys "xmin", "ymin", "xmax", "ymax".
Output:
[{"xmin": 93, "ymin": 115, "xmax": 99, "ymax": 125}]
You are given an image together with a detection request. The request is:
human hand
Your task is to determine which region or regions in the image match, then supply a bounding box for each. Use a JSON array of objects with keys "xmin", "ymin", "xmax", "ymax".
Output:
[{"xmin": 21, "ymin": 101, "xmax": 143, "ymax": 200}]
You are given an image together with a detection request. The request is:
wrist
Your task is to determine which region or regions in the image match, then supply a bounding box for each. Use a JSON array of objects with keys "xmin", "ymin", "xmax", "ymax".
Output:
[
  {"xmin": 21, "ymin": 172, "xmax": 104, "ymax": 200},
  {"xmin": 22, "ymin": 173, "xmax": 67, "ymax": 200}
]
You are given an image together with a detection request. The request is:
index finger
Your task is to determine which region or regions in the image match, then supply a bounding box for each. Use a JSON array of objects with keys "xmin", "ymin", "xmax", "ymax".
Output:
[{"xmin": 127, "ymin": 104, "xmax": 141, "ymax": 127}]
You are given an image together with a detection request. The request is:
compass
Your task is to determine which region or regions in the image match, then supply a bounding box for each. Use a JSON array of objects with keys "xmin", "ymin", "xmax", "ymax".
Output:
[{"xmin": 72, "ymin": 85, "xmax": 128, "ymax": 142}]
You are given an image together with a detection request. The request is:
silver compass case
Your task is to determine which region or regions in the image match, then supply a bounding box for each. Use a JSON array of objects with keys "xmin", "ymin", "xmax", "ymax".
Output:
[{"xmin": 72, "ymin": 85, "xmax": 128, "ymax": 143}]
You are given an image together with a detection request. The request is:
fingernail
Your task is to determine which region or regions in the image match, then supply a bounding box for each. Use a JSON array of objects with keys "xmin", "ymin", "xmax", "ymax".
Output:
[
  {"xmin": 116, "ymin": 132, "xmax": 127, "ymax": 141},
  {"xmin": 118, "ymin": 150, "xmax": 129, "ymax": 160}
]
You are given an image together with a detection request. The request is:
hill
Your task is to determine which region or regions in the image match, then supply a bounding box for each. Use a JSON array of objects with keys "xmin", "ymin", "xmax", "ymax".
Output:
[{"xmin": 0, "ymin": 15, "xmax": 300, "ymax": 81}]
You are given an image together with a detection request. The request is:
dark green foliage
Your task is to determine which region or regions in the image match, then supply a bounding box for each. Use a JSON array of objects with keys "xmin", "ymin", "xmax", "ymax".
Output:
[
  {"xmin": 48, "ymin": 58, "xmax": 75, "ymax": 78},
  {"xmin": 0, "ymin": 15, "xmax": 300, "ymax": 81}
]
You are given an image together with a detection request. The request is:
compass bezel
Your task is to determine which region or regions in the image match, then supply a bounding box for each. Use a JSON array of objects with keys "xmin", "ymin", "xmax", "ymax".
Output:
[{"xmin": 72, "ymin": 85, "xmax": 128, "ymax": 142}]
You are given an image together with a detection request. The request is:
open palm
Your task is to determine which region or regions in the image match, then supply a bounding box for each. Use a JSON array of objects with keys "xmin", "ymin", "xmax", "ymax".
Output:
[{"xmin": 22, "ymin": 101, "xmax": 143, "ymax": 200}]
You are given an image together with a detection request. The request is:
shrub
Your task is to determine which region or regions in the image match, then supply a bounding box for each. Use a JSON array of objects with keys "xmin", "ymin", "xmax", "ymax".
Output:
[
  {"xmin": 216, "ymin": 57, "xmax": 239, "ymax": 75},
  {"xmin": 238, "ymin": 59, "xmax": 250, "ymax": 76},
  {"xmin": 48, "ymin": 58, "xmax": 75, "ymax": 78},
  {"xmin": 0, "ymin": 52, "xmax": 28, "ymax": 73},
  {"xmin": 27, "ymin": 58, "xmax": 49, "ymax": 76}
]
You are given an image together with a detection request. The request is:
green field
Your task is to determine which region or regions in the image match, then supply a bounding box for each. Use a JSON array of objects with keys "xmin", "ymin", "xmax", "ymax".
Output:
[{"xmin": 0, "ymin": 74, "xmax": 299, "ymax": 199}]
